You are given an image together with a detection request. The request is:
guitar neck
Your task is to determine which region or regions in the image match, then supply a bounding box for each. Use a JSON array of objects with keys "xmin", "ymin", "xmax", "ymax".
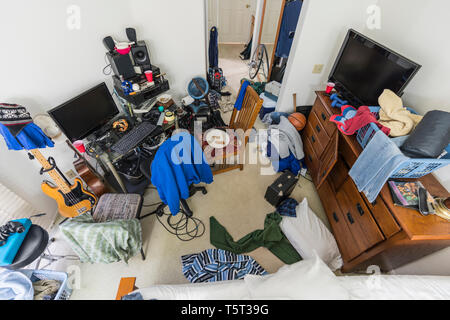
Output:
[{"xmin": 30, "ymin": 149, "xmax": 72, "ymax": 194}]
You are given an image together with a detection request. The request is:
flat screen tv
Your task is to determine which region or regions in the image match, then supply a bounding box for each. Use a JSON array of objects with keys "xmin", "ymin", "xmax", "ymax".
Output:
[
  {"xmin": 48, "ymin": 83, "xmax": 119, "ymax": 141},
  {"xmin": 329, "ymin": 29, "xmax": 421, "ymax": 106}
]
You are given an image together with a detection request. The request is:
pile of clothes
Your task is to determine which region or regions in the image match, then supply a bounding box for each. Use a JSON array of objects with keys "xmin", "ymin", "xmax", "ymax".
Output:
[
  {"xmin": 60, "ymin": 213, "xmax": 142, "ymax": 264},
  {"xmin": 377, "ymin": 89, "xmax": 423, "ymax": 137},
  {"xmin": 348, "ymin": 89, "xmax": 450, "ymax": 204},
  {"xmin": 266, "ymin": 116, "xmax": 304, "ymax": 175},
  {"xmin": 0, "ymin": 270, "xmax": 61, "ymax": 300},
  {"xmin": 330, "ymin": 105, "xmax": 391, "ymax": 136}
]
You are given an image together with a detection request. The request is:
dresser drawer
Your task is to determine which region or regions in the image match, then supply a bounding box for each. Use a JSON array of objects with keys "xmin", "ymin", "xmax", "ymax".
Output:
[
  {"xmin": 328, "ymin": 157, "xmax": 348, "ymax": 192},
  {"xmin": 310, "ymin": 111, "xmax": 330, "ymax": 152},
  {"xmin": 362, "ymin": 186, "xmax": 401, "ymax": 239},
  {"xmin": 336, "ymin": 178, "xmax": 385, "ymax": 252},
  {"xmin": 339, "ymin": 135, "xmax": 358, "ymax": 168},
  {"xmin": 304, "ymin": 120, "xmax": 325, "ymax": 157},
  {"xmin": 312, "ymin": 97, "xmax": 336, "ymax": 137},
  {"xmin": 318, "ymin": 179, "xmax": 361, "ymax": 261},
  {"xmin": 303, "ymin": 133, "xmax": 319, "ymax": 184},
  {"xmin": 316, "ymin": 131, "xmax": 339, "ymax": 189}
]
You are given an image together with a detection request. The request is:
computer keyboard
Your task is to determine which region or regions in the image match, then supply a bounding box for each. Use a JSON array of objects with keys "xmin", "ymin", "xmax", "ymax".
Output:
[{"xmin": 111, "ymin": 121, "xmax": 157, "ymax": 155}]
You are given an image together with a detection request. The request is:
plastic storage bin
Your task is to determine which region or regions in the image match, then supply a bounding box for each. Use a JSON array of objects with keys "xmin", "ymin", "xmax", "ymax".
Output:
[
  {"xmin": 356, "ymin": 107, "xmax": 450, "ymax": 179},
  {"xmin": 17, "ymin": 269, "xmax": 72, "ymax": 300}
]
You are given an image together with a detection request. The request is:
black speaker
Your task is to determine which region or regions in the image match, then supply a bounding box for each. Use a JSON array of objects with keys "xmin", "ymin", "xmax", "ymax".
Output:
[
  {"xmin": 131, "ymin": 41, "xmax": 151, "ymax": 68},
  {"xmin": 103, "ymin": 36, "xmax": 115, "ymax": 52},
  {"xmin": 107, "ymin": 52, "xmax": 136, "ymax": 79},
  {"xmin": 126, "ymin": 27, "xmax": 137, "ymax": 43}
]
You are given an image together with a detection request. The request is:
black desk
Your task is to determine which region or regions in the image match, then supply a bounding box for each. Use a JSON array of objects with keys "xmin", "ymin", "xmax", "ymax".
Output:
[{"xmin": 87, "ymin": 105, "xmax": 187, "ymax": 193}]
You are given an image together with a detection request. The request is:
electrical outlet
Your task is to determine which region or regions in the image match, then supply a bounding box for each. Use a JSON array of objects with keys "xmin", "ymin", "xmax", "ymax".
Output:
[
  {"xmin": 312, "ymin": 64, "xmax": 324, "ymax": 74},
  {"xmin": 65, "ymin": 170, "xmax": 77, "ymax": 179}
]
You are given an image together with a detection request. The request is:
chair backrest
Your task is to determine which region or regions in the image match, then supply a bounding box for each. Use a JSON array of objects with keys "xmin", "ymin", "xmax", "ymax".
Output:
[{"xmin": 229, "ymin": 84, "xmax": 263, "ymax": 145}]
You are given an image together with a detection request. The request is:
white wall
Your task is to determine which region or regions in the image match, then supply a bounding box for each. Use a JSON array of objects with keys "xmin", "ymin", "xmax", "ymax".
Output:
[
  {"xmin": 129, "ymin": 0, "xmax": 207, "ymax": 97},
  {"xmin": 0, "ymin": 0, "xmax": 206, "ymax": 216}
]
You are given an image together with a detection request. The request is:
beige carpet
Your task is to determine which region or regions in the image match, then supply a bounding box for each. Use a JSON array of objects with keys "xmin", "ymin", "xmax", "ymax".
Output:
[{"xmin": 62, "ymin": 141, "xmax": 327, "ymax": 300}]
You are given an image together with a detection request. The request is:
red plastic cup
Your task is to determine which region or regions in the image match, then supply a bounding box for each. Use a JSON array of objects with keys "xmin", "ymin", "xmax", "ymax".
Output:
[
  {"xmin": 325, "ymin": 82, "xmax": 335, "ymax": 94},
  {"xmin": 73, "ymin": 140, "xmax": 86, "ymax": 153},
  {"xmin": 145, "ymin": 70, "xmax": 153, "ymax": 82}
]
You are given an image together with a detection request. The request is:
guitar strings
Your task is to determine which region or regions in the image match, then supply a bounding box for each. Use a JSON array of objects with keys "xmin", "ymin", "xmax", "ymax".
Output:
[{"xmin": 37, "ymin": 149, "xmax": 87, "ymax": 216}]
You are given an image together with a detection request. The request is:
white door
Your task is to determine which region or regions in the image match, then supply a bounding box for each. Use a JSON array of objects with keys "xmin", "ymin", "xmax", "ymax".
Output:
[
  {"xmin": 218, "ymin": 0, "xmax": 256, "ymax": 43},
  {"xmin": 261, "ymin": 0, "xmax": 283, "ymax": 44}
]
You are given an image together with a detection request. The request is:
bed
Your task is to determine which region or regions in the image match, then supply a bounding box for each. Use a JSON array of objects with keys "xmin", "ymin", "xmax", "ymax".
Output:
[{"xmin": 116, "ymin": 256, "xmax": 450, "ymax": 300}]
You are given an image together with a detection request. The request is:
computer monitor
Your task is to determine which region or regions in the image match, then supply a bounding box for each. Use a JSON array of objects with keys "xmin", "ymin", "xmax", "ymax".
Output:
[
  {"xmin": 48, "ymin": 83, "xmax": 119, "ymax": 141},
  {"xmin": 329, "ymin": 29, "xmax": 421, "ymax": 106}
]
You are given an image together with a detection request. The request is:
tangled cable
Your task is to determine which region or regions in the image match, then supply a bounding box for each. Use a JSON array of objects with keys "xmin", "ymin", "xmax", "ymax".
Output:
[{"xmin": 142, "ymin": 202, "xmax": 205, "ymax": 242}]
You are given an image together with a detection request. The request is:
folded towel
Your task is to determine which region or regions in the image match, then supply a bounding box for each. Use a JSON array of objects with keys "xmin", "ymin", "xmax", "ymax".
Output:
[
  {"xmin": 0, "ymin": 270, "xmax": 34, "ymax": 300},
  {"xmin": 349, "ymin": 130, "xmax": 408, "ymax": 203},
  {"xmin": 378, "ymin": 89, "xmax": 422, "ymax": 137}
]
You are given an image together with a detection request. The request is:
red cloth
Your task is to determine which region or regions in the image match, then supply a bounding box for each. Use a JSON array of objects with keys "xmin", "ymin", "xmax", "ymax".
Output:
[{"xmin": 341, "ymin": 106, "xmax": 391, "ymax": 136}]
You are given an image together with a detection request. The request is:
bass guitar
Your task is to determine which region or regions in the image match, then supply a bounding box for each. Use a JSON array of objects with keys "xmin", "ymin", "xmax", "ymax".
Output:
[{"xmin": 31, "ymin": 149, "xmax": 97, "ymax": 218}]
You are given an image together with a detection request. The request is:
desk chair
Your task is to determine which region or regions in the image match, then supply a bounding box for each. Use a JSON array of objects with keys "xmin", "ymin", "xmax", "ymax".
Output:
[
  {"xmin": 203, "ymin": 83, "xmax": 263, "ymax": 175},
  {"xmin": 139, "ymin": 153, "xmax": 207, "ymax": 241},
  {"xmin": 139, "ymin": 152, "xmax": 206, "ymax": 217},
  {"xmin": 5, "ymin": 224, "xmax": 78, "ymax": 270},
  {"xmin": 140, "ymin": 132, "xmax": 209, "ymax": 241}
]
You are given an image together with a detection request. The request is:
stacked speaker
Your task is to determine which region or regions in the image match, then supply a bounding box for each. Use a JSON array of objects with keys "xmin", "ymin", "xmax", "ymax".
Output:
[{"xmin": 103, "ymin": 27, "xmax": 152, "ymax": 80}]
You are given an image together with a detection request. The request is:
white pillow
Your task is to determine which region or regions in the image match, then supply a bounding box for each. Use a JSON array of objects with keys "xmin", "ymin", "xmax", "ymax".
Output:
[
  {"xmin": 280, "ymin": 198, "xmax": 343, "ymax": 271},
  {"xmin": 244, "ymin": 254, "xmax": 349, "ymax": 300}
]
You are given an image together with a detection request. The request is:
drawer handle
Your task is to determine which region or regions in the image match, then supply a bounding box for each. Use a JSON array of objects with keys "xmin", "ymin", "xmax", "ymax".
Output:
[
  {"xmin": 333, "ymin": 212, "xmax": 339, "ymax": 222},
  {"xmin": 316, "ymin": 125, "xmax": 321, "ymax": 133},
  {"xmin": 347, "ymin": 212, "xmax": 355, "ymax": 224},
  {"xmin": 311, "ymin": 135, "xmax": 316, "ymax": 143},
  {"xmin": 356, "ymin": 203, "xmax": 364, "ymax": 216},
  {"xmin": 308, "ymin": 155, "xmax": 312, "ymax": 162},
  {"xmin": 321, "ymin": 113, "xmax": 327, "ymax": 121}
]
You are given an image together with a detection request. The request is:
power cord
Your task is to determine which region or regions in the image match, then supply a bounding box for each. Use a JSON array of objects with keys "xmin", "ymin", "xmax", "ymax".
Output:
[
  {"xmin": 102, "ymin": 53, "xmax": 112, "ymax": 75},
  {"xmin": 141, "ymin": 201, "xmax": 205, "ymax": 241}
]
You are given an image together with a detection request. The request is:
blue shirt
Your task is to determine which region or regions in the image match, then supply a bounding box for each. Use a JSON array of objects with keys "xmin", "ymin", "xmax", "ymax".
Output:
[{"xmin": 151, "ymin": 132, "xmax": 213, "ymax": 215}]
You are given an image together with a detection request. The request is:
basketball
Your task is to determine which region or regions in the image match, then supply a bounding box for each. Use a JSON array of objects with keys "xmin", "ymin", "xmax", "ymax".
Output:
[{"xmin": 288, "ymin": 113, "xmax": 307, "ymax": 131}]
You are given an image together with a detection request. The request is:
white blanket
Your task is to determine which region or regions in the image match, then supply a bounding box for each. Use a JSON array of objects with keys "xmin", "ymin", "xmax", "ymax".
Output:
[
  {"xmin": 131, "ymin": 256, "xmax": 450, "ymax": 300},
  {"xmin": 134, "ymin": 275, "xmax": 450, "ymax": 300}
]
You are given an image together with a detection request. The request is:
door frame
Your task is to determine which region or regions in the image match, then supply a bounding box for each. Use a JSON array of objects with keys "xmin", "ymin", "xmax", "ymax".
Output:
[{"xmin": 267, "ymin": 0, "xmax": 286, "ymax": 81}]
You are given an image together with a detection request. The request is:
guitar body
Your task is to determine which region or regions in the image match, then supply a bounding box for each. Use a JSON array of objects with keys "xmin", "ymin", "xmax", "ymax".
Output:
[
  {"xmin": 41, "ymin": 178, "xmax": 97, "ymax": 218},
  {"xmin": 73, "ymin": 157, "xmax": 110, "ymax": 197}
]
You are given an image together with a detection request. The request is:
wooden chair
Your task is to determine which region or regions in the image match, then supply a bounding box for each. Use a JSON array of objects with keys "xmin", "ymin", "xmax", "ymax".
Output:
[{"xmin": 204, "ymin": 83, "xmax": 263, "ymax": 175}]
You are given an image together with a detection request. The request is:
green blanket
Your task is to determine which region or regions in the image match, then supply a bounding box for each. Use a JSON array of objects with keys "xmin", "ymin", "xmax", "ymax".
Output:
[
  {"xmin": 210, "ymin": 212, "xmax": 301, "ymax": 264},
  {"xmin": 60, "ymin": 213, "xmax": 142, "ymax": 264}
]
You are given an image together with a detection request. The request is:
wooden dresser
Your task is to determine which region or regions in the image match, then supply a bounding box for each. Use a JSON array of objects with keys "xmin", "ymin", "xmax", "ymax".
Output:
[{"xmin": 302, "ymin": 91, "xmax": 450, "ymax": 272}]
